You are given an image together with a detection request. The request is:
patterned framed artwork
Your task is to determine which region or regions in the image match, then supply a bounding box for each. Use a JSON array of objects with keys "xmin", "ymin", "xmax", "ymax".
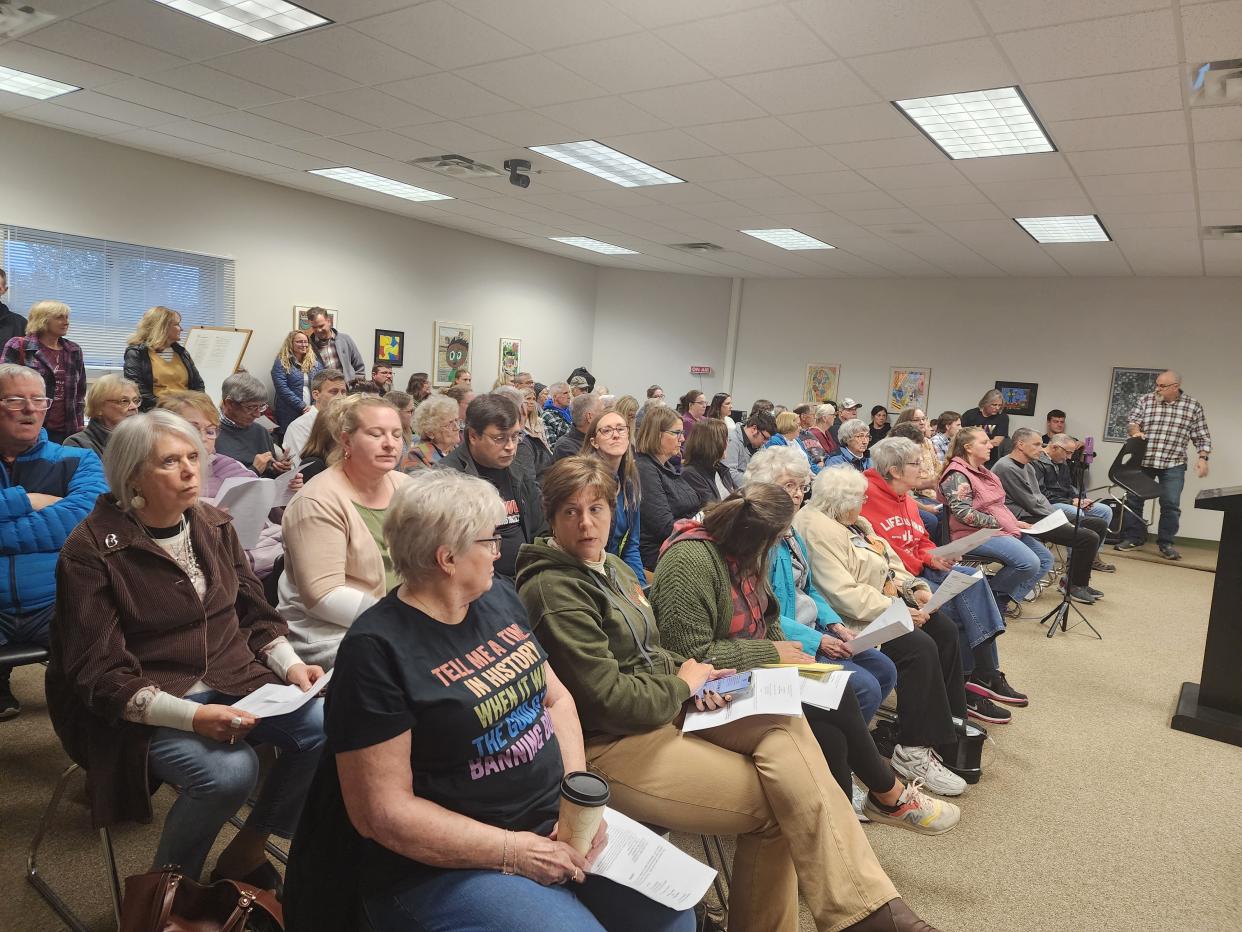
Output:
[
  {"xmin": 995, "ymin": 380, "xmax": 1038, "ymax": 417},
  {"xmin": 374, "ymin": 329, "xmax": 404, "ymax": 367},
  {"xmin": 433, "ymin": 320, "xmax": 472, "ymax": 387},
  {"xmin": 803, "ymin": 364, "xmax": 841, "ymax": 405},
  {"xmin": 499, "ymin": 337, "xmax": 521, "ymax": 382},
  {"xmin": 293, "ymin": 305, "xmax": 337, "ymax": 332},
  {"xmin": 888, "ymin": 367, "xmax": 930, "ymax": 414},
  {"xmin": 1105, "ymin": 367, "xmax": 1162, "ymax": 442}
]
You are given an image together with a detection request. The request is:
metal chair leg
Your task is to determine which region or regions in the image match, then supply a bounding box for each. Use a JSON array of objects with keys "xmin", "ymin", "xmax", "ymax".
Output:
[
  {"xmin": 100, "ymin": 826, "xmax": 124, "ymax": 929},
  {"xmin": 27, "ymin": 763, "xmax": 97, "ymax": 932},
  {"xmin": 699, "ymin": 834, "xmax": 731, "ymax": 910}
]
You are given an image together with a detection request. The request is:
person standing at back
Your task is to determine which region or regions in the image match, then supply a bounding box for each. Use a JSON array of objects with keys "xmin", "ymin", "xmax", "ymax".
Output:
[
  {"xmin": 960, "ymin": 389, "xmax": 1009, "ymax": 467},
  {"xmin": 304, "ymin": 307, "xmax": 365, "ymax": 384},
  {"xmin": 123, "ymin": 306, "xmax": 205, "ymax": 411},
  {"xmin": 271, "ymin": 329, "xmax": 323, "ymax": 433},
  {"xmin": 2, "ymin": 301, "xmax": 86, "ymax": 444},
  {"xmin": 0, "ymin": 268, "xmax": 26, "ymax": 346}
]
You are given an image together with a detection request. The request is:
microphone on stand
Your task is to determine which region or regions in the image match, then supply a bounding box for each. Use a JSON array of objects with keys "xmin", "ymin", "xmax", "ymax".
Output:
[{"xmin": 1082, "ymin": 436, "xmax": 1096, "ymax": 465}]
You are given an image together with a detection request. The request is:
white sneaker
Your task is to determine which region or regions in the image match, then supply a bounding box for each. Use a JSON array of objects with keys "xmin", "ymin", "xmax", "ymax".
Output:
[
  {"xmin": 851, "ymin": 782, "xmax": 871, "ymax": 822},
  {"xmin": 890, "ymin": 744, "xmax": 967, "ymax": 797},
  {"xmin": 863, "ymin": 778, "xmax": 961, "ymax": 835}
]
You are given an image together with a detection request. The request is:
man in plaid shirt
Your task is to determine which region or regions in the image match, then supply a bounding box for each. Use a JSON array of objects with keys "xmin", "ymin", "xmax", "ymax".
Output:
[{"xmin": 1116, "ymin": 370, "xmax": 1211, "ymax": 560}]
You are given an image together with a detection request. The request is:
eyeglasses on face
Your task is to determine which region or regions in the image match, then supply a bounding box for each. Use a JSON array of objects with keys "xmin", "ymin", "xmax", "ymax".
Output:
[
  {"xmin": 596, "ymin": 425, "xmax": 629, "ymax": 438},
  {"xmin": 779, "ymin": 480, "xmax": 805, "ymax": 495},
  {"xmin": 663, "ymin": 429, "xmax": 685, "ymax": 438},
  {"xmin": 238, "ymin": 401, "xmax": 264, "ymax": 414},
  {"xmin": 474, "ymin": 535, "xmax": 502, "ymax": 554},
  {"xmin": 198, "ymin": 426, "xmax": 220, "ymax": 439},
  {"xmin": 108, "ymin": 396, "xmax": 141, "ymax": 408},
  {"xmin": 1, "ymin": 395, "xmax": 51, "ymax": 411},
  {"xmin": 481, "ymin": 429, "xmax": 523, "ymax": 447}
]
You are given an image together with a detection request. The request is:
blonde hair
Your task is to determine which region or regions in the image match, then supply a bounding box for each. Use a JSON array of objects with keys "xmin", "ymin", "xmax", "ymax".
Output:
[
  {"xmin": 331, "ymin": 395, "xmax": 398, "ymax": 466},
  {"xmin": 385, "ymin": 471, "xmax": 505, "ymax": 582},
  {"xmin": 26, "ymin": 300, "xmax": 70, "ymax": 336},
  {"xmin": 157, "ymin": 390, "xmax": 220, "ymax": 426},
  {"xmin": 277, "ymin": 329, "xmax": 317, "ymax": 373},
  {"xmin": 85, "ymin": 374, "xmax": 140, "ymax": 419},
  {"xmin": 775, "ymin": 411, "xmax": 800, "ymax": 435},
  {"xmin": 127, "ymin": 306, "xmax": 181, "ymax": 351}
]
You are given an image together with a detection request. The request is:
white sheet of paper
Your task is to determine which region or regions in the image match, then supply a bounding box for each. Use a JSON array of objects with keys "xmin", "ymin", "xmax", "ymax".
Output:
[
  {"xmin": 587, "ymin": 807, "xmax": 717, "ymax": 911},
  {"xmin": 271, "ymin": 465, "xmax": 300, "ymax": 506},
  {"xmin": 682, "ymin": 667, "xmax": 803, "ymax": 733},
  {"xmin": 922, "ymin": 568, "xmax": 986, "ymax": 614},
  {"xmin": 1025, "ymin": 509, "xmax": 1069, "ymax": 536},
  {"xmin": 232, "ymin": 669, "xmax": 332, "ymax": 717},
  {"xmin": 210, "ymin": 477, "xmax": 276, "ymax": 549},
  {"xmin": 798, "ymin": 670, "xmax": 854, "ymax": 712},
  {"xmin": 928, "ymin": 527, "xmax": 1000, "ymax": 562},
  {"xmin": 847, "ymin": 599, "xmax": 915, "ymax": 655}
]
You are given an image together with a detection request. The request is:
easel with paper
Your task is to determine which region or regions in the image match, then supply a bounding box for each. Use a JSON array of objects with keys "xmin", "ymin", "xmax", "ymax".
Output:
[{"xmin": 184, "ymin": 326, "xmax": 252, "ymax": 406}]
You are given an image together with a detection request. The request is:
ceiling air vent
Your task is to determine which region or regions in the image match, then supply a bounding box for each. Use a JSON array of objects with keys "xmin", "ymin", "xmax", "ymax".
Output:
[
  {"xmin": 408, "ymin": 155, "xmax": 504, "ymax": 179},
  {"xmin": 1202, "ymin": 225, "xmax": 1242, "ymax": 240},
  {"xmin": 671, "ymin": 242, "xmax": 724, "ymax": 252},
  {"xmin": 0, "ymin": 2, "xmax": 56, "ymax": 39}
]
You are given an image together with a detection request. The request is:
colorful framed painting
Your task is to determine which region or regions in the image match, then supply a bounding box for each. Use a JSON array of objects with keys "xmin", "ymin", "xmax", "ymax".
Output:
[
  {"xmin": 294, "ymin": 305, "xmax": 337, "ymax": 332},
  {"xmin": 433, "ymin": 320, "xmax": 473, "ymax": 387},
  {"xmin": 888, "ymin": 367, "xmax": 930, "ymax": 414},
  {"xmin": 499, "ymin": 337, "xmax": 521, "ymax": 382},
  {"xmin": 804, "ymin": 364, "xmax": 841, "ymax": 405},
  {"xmin": 374, "ymin": 329, "xmax": 404, "ymax": 367},
  {"xmin": 1105, "ymin": 367, "xmax": 1162, "ymax": 442},
  {"xmin": 995, "ymin": 380, "xmax": 1038, "ymax": 417}
]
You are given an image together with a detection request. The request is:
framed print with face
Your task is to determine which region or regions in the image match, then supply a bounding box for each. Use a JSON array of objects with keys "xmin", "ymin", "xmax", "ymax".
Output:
[
  {"xmin": 434, "ymin": 320, "xmax": 473, "ymax": 387},
  {"xmin": 499, "ymin": 337, "xmax": 521, "ymax": 381},
  {"xmin": 804, "ymin": 364, "xmax": 841, "ymax": 405},
  {"xmin": 888, "ymin": 367, "xmax": 930, "ymax": 414}
]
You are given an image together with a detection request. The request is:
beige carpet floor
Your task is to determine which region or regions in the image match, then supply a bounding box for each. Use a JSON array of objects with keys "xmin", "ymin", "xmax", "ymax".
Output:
[{"xmin": 3, "ymin": 553, "xmax": 1240, "ymax": 931}]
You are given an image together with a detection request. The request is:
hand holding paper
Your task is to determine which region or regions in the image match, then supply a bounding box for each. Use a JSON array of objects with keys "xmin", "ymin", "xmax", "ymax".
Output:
[
  {"xmin": 922, "ymin": 568, "xmax": 986, "ymax": 613},
  {"xmin": 846, "ymin": 599, "xmax": 915, "ymax": 655},
  {"xmin": 587, "ymin": 807, "xmax": 716, "ymax": 910},
  {"xmin": 1024, "ymin": 510, "xmax": 1069, "ymax": 535},
  {"xmin": 929, "ymin": 527, "xmax": 1000, "ymax": 562},
  {"xmin": 682, "ymin": 667, "xmax": 802, "ymax": 732}
]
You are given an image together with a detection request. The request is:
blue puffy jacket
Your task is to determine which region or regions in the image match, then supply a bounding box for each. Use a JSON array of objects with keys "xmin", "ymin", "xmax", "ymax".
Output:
[
  {"xmin": 270, "ymin": 357, "xmax": 324, "ymax": 431},
  {"xmin": 0, "ymin": 431, "xmax": 107, "ymax": 614}
]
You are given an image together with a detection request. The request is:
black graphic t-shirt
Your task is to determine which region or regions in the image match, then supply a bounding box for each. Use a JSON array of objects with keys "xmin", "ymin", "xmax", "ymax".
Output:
[
  {"xmin": 326, "ymin": 579, "xmax": 562, "ymax": 892},
  {"xmin": 478, "ymin": 463, "xmax": 524, "ymax": 577}
]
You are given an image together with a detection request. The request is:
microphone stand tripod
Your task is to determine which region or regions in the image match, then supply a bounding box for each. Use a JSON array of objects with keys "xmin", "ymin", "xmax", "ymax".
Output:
[{"xmin": 1039, "ymin": 454, "xmax": 1102, "ymax": 640}]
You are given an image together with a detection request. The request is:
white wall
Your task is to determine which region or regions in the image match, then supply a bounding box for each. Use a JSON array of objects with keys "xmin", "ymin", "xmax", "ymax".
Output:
[{"xmin": 0, "ymin": 116, "xmax": 599, "ymax": 392}]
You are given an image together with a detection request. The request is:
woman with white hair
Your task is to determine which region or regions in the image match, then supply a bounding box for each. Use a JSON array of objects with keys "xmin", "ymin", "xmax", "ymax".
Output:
[
  {"xmin": 1, "ymin": 300, "xmax": 86, "ymax": 442},
  {"xmin": 285, "ymin": 469, "xmax": 695, "ymax": 932},
  {"xmin": 824, "ymin": 418, "xmax": 872, "ymax": 471},
  {"xmin": 123, "ymin": 305, "xmax": 205, "ymax": 411},
  {"xmin": 794, "ymin": 466, "xmax": 971, "ymax": 797},
  {"xmin": 402, "ymin": 392, "xmax": 461, "ymax": 471},
  {"xmin": 47, "ymin": 411, "xmax": 326, "ymax": 894},
  {"xmin": 62, "ymin": 373, "xmax": 140, "ymax": 455}
]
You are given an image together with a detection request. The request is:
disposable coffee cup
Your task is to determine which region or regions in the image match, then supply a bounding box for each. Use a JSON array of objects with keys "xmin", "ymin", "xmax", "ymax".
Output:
[{"xmin": 558, "ymin": 771, "xmax": 610, "ymax": 855}]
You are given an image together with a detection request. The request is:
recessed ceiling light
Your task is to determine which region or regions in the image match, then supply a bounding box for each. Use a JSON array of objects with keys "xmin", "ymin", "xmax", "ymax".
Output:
[
  {"xmin": 151, "ymin": 0, "xmax": 330, "ymax": 42},
  {"xmin": 894, "ymin": 86, "xmax": 1054, "ymax": 160},
  {"xmin": 549, "ymin": 236, "xmax": 639, "ymax": 255},
  {"xmin": 308, "ymin": 167, "xmax": 453, "ymax": 202},
  {"xmin": 529, "ymin": 140, "xmax": 683, "ymax": 188},
  {"xmin": 1015, "ymin": 215, "xmax": 1110, "ymax": 244},
  {"xmin": 740, "ymin": 229, "xmax": 836, "ymax": 251},
  {"xmin": 0, "ymin": 64, "xmax": 78, "ymax": 100}
]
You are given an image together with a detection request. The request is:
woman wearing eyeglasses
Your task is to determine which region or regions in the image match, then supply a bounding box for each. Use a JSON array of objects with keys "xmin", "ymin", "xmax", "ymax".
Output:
[
  {"xmin": 2, "ymin": 300, "xmax": 87, "ymax": 443},
  {"xmin": 584, "ymin": 410, "xmax": 643, "ymax": 579},
  {"xmin": 63, "ymin": 374, "xmax": 141, "ymax": 455},
  {"xmin": 123, "ymin": 305, "xmax": 205, "ymax": 412},
  {"xmin": 633, "ymin": 406, "xmax": 702, "ymax": 573},
  {"xmin": 279, "ymin": 396, "xmax": 410, "ymax": 669}
]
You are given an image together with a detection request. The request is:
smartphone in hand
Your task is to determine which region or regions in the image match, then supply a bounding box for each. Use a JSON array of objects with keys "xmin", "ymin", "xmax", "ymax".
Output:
[{"xmin": 696, "ymin": 671, "xmax": 753, "ymax": 701}]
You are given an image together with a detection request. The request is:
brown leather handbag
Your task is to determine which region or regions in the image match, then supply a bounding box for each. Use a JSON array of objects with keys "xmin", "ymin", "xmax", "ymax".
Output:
[{"xmin": 119, "ymin": 868, "xmax": 284, "ymax": 932}]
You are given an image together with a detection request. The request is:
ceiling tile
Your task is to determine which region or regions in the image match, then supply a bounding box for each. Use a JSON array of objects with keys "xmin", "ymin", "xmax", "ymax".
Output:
[
  {"xmin": 154, "ymin": 64, "xmax": 289, "ymax": 109},
  {"xmin": 1081, "ymin": 170, "xmax": 1193, "ymax": 197},
  {"xmin": 0, "ymin": 41, "xmax": 129, "ymax": 88},
  {"xmin": 205, "ymin": 49, "xmax": 357, "ymax": 98},
  {"xmin": 1180, "ymin": 0, "xmax": 1242, "ymax": 63},
  {"xmin": 780, "ymin": 170, "xmax": 878, "ymax": 194},
  {"xmin": 996, "ymin": 10, "xmax": 1177, "ymax": 84},
  {"xmin": 823, "ymin": 135, "xmax": 943, "ymax": 169},
  {"xmin": 277, "ymin": 27, "xmax": 437, "ymax": 85},
  {"xmin": 700, "ymin": 177, "xmax": 798, "ymax": 199},
  {"xmin": 333, "ymin": 130, "xmax": 440, "ymax": 161},
  {"xmin": 1048, "ymin": 111, "xmax": 1188, "ymax": 151},
  {"xmin": 979, "ymin": 176, "xmax": 1089, "ymax": 202},
  {"xmin": 915, "ymin": 203, "xmax": 1007, "ymax": 221},
  {"xmin": 547, "ymin": 32, "xmax": 712, "ymax": 93},
  {"xmin": 687, "ymin": 117, "xmax": 811, "ymax": 154},
  {"xmin": 395, "ymin": 120, "xmax": 508, "ymax": 152},
  {"xmin": 200, "ymin": 110, "xmax": 320, "ymax": 146},
  {"xmin": 379, "ymin": 73, "xmax": 515, "ymax": 118},
  {"xmin": 599, "ymin": 127, "xmax": 719, "ymax": 161},
  {"xmin": 1090, "ymin": 191, "xmax": 1197, "ymax": 213},
  {"xmin": 191, "ymin": 150, "xmax": 287, "ymax": 177},
  {"xmin": 1067, "ymin": 145, "xmax": 1192, "ymax": 175},
  {"xmin": 625, "ymin": 80, "xmax": 766, "ymax": 127},
  {"xmin": 307, "ymin": 88, "xmax": 440, "ymax": 129},
  {"xmin": 1103, "ymin": 210, "xmax": 1198, "ymax": 230},
  {"xmin": 1191, "ymin": 107, "xmax": 1242, "ymax": 143},
  {"xmin": 1024, "ymin": 68, "xmax": 1183, "ymax": 122},
  {"xmin": 455, "ymin": 56, "xmax": 607, "ymax": 109},
  {"xmin": 1114, "ymin": 229, "xmax": 1203, "ymax": 276},
  {"xmin": 74, "ymin": 0, "xmax": 251, "ymax": 61},
  {"xmin": 94, "ymin": 78, "xmax": 223, "ymax": 120},
  {"xmin": 656, "ymin": 155, "xmax": 758, "ymax": 182},
  {"xmin": 732, "ymin": 195, "xmax": 827, "ymax": 215},
  {"xmin": 804, "ymin": 190, "xmax": 904, "ymax": 210},
  {"xmin": 461, "ymin": 110, "xmax": 581, "ymax": 145},
  {"xmin": 54, "ymin": 89, "xmax": 180, "ymax": 127},
  {"xmin": 251, "ymin": 98, "xmax": 378, "ymax": 137},
  {"xmin": 110, "ymin": 127, "xmax": 224, "ymax": 160},
  {"xmin": 974, "ymin": 0, "xmax": 1167, "ymax": 32},
  {"xmin": 536, "ymin": 97, "xmax": 669, "ymax": 137},
  {"xmin": 836, "ymin": 207, "xmax": 923, "ymax": 225},
  {"xmin": 1197, "ymin": 167, "xmax": 1242, "ymax": 192},
  {"xmin": 353, "ymin": 1, "xmax": 530, "ymax": 69},
  {"xmin": 1042, "ymin": 244, "xmax": 1133, "ymax": 277},
  {"xmin": 279, "ymin": 136, "xmax": 394, "ymax": 168},
  {"xmin": 735, "ymin": 146, "xmax": 848, "ymax": 175},
  {"xmin": 22, "ymin": 20, "xmax": 185, "ymax": 76},
  {"xmin": 846, "ymin": 37, "xmax": 1017, "ymax": 101},
  {"xmin": 1202, "ymin": 239, "xmax": 1242, "ymax": 275},
  {"xmin": 448, "ymin": 0, "xmax": 641, "ymax": 50},
  {"xmin": 893, "ymin": 185, "xmax": 991, "ymax": 207},
  {"xmin": 952, "ymin": 152, "xmax": 1073, "ymax": 183},
  {"xmin": 14, "ymin": 102, "xmax": 134, "ymax": 136},
  {"xmin": 987, "ymin": 195, "xmax": 1095, "ymax": 215},
  {"xmin": 780, "ymin": 103, "xmax": 916, "ymax": 145},
  {"xmin": 604, "ymin": 0, "xmax": 772, "ymax": 30},
  {"xmin": 790, "ymin": 0, "xmax": 986, "ymax": 57},
  {"xmin": 655, "ymin": 6, "xmax": 835, "ymax": 77},
  {"xmin": 858, "ymin": 162, "xmax": 966, "ymax": 188},
  {"xmin": 724, "ymin": 61, "xmax": 879, "ymax": 115},
  {"xmin": 1194, "ymin": 141, "xmax": 1242, "ymax": 169}
]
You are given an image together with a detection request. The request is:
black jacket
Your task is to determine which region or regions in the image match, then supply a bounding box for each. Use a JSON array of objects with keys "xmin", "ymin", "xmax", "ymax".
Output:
[
  {"xmin": 683, "ymin": 460, "xmax": 737, "ymax": 509},
  {"xmin": 552, "ymin": 427, "xmax": 586, "ymax": 462},
  {"xmin": 635, "ymin": 452, "xmax": 702, "ymax": 571},
  {"xmin": 123, "ymin": 342, "xmax": 205, "ymax": 411},
  {"xmin": 439, "ymin": 441, "xmax": 547, "ymax": 558},
  {"xmin": 0, "ymin": 304, "xmax": 27, "ymax": 346},
  {"xmin": 1034, "ymin": 454, "xmax": 1076, "ymax": 505}
]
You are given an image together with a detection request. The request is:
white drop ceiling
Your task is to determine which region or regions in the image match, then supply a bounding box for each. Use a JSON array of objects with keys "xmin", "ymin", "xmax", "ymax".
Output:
[{"xmin": 2, "ymin": 0, "xmax": 1242, "ymax": 277}]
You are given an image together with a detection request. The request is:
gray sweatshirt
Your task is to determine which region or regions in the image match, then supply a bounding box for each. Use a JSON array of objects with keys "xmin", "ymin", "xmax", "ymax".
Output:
[{"xmin": 991, "ymin": 455, "xmax": 1055, "ymax": 522}]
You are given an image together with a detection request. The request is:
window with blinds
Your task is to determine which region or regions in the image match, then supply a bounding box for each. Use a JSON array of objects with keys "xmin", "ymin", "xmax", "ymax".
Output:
[{"xmin": 0, "ymin": 224, "xmax": 236, "ymax": 369}]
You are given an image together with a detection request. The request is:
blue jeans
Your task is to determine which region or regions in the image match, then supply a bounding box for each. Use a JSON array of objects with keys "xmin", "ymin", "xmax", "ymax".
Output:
[
  {"xmin": 147, "ymin": 690, "xmax": 325, "ymax": 879},
  {"xmin": 1053, "ymin": 501, "xmax": 1114, "ymax": 558},
  {"xmin": 820, "ymin": 633, "xmax": 897, "ymax": 723},
  {"xmin": 0, "ymin": 604, "xmax": 53, "ymax": 683},
  {"xmin": 1121, "ymin": 464, "xmax": 1186, "ymax": 547},
  {"xmin": 967, "ymin": 534, "xmax": 1052, "ymax": 605},
  {"xmin": 365, "ymin": 866, "xmax": 697, "ymax": 932},
  {"xmin": 921, "ymin": 566, "xmax": 1005, "ymax": 676}
]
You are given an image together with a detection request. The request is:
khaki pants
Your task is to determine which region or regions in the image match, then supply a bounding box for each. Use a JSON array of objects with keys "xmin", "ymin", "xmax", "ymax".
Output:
[{"xmin": 586, "ymin": 714, "xmax": 897, "ymax": 932}]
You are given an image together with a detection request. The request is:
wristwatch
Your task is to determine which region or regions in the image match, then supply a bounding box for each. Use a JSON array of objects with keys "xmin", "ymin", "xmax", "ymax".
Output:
[{"xmin": 1199, "ymin": 454, "xmax": 1210, "ymax": 461}]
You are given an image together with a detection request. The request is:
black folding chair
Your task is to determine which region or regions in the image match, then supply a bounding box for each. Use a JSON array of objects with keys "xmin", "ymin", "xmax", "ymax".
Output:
[{"xmin": 1088, "ymin": 437, "xmax": 1163, "ymax": 528}]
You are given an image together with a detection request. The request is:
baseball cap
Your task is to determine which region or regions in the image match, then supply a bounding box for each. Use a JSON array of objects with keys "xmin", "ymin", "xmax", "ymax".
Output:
[
  {"xmin": 568, "ymin": 376, "xmax": 589, "ymax": 389},
  {"xmin": 840, "ymin": 397, "xmax": 861, "ymax": 410}
]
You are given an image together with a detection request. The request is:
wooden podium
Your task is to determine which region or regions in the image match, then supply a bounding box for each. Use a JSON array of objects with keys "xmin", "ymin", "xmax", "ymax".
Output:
[{"xmin": 1171, "ymin": 485, "xmax": 1242, "ymax": 746}]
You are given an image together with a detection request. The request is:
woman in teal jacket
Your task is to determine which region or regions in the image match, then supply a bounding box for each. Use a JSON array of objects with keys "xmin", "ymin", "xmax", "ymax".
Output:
[{"xmin": 584, "ymin": 411, "xmax": 644, "ymax": 579}]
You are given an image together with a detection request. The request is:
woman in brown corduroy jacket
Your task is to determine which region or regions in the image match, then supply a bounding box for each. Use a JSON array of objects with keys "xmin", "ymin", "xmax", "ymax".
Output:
[{"xmin": 46, "ymin": 410, "xmax": 326, "ymax": 894}]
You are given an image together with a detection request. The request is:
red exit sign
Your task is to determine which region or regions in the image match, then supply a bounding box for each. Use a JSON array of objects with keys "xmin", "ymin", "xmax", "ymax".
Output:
[{"xmin": 690, "ymin": 365, "xmax": 713, "ymax": 375}]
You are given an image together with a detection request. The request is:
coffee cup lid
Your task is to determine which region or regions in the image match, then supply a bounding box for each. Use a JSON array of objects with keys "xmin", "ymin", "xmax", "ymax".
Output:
[{"xmin": 560, "ymin": 771, "xmax": 609, "ymax": 807}]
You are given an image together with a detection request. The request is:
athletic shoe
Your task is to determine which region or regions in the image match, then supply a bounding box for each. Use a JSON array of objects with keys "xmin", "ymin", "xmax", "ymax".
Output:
[
  {"xmin": 890, "ymin": 744, "xmax": 967, "ymax": 797},
  {"xmin": 966, "ymin": 692, "xmax": 1011, "ymax": 725},
  {"xmin": 1058, "ymin": 577, "xmax": 1097, "ymax": 604},
  {"xmin": 967, "ymin": 671, "xmax": 1029, "ymax": 707},
  {"xmin": 1114, "ymin": 540, "xmax": 1140, "ymax": 552},
  {"xmin": 1159, "ymin": 544, "xmax": 1183, "ymax": 561},
  {"xmin": 1091, "ymin": 558, "xmax": 1116, "ymax": 573},
  {"xmin": 1022, "ymin": 584, "xmax": 1040, "ymax": 603},
  {"xmin": 851, "ymin": 783, "xmax": 871, "ymax": 823},
  {"xmin": 1085, "ymin": 585, "xmax": 1105, "ymax": 599},
  {"xmin": 1002, "ymin": 599, "xmax": 1023, "ymax": 618},
  {"xmin": 0, "ymin": 685, "xmax": 20, "ymax": 722},
  {"xmin": 864, "ymin": 779, "xmax": 960, "ymax": 836}
]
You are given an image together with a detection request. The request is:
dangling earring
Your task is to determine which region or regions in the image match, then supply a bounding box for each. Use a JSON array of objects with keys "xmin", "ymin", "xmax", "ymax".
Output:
[
  {"xmin": 131, "ymin": 490, "xmax": 146, "ymax": 509},
  {"xmin": 344, "ymin": 447, "xmax": 351, "ymax": 459}
]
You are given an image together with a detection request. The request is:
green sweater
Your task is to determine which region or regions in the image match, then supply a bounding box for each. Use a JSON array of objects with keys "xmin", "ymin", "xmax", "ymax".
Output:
[
  {"xmin": 515, "ymin": 538, "xmax": 691, "ymax": 738},
  {"xmin": 649, "ymin": 538, "xmax": 784, "ymax": 672}
]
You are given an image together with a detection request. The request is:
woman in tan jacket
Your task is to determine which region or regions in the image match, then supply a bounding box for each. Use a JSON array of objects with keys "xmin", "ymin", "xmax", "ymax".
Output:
[{"xmin": 279, "ymin": 396, "xmax": 410, "ymax": 668}]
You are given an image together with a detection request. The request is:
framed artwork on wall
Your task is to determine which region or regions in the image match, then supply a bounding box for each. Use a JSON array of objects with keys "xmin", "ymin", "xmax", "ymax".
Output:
[
  {"xmin": 803, "ymin": 364, "xmax": 841, "ymax": 404},
  {"xmin": 888, "ymin": 367, "xmax": 930, "ymax": 414},
  {"xmin": 294, "ymin": 305, "xmax": 337, "ymax": 332},
  {"xmin": 374, "ymin": 329, "xmax": 404, "ymax": 367},
  {"xmin": 433, "ymin": 320, "xmax": 472, "ymax": 387},
  {"xmin": 499, "ymin": 337, "xmax": 521, "ymax": 382},
  {"xmin": 1105, "ymin": 367, "xmax": 1162, "ymax": 442},
  {"xmin": 995, "ymin": 380, "xmax": 1039, "ymax": 417}
]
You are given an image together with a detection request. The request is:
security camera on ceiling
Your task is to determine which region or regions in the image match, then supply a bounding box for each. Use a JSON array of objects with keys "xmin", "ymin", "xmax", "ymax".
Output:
[{"xmin": 504, "ymin": 159, "xmax": 532, "ymax": 189}]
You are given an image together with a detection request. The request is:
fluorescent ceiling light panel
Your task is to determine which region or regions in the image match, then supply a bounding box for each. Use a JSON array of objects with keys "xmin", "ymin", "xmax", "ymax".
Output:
[
  {"xmin": 549, "ymin": 236, "xmax": 639, "ymax": 255},
  {"xmin": 308, "ymin": 167, "xmax": 453, "ymax": 202},
  {"xmin": 1015, "ymin": 215, "xmax": 1111, "ymax": 244},
  {"xmin": 740, "ymin": 229, "xmax": 836, "ymax": 251},
  {"xmin": 528, "ymin": 140, "xmax": 683, "ymax": 188},
  {"xmin": 894, "ymin": 86, "xmax": 1054, "ymax": 160},
  {"xmin": 152, "ymin": 0, "xmax": 330, "ymax": 42},
  {"xmin": 0, "ymin": 64, "xmax": 79, "ymax": 100}
]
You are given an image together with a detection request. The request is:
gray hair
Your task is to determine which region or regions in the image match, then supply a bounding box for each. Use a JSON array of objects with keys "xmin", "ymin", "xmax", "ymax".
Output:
[
  {"xmin": 979, "ymin": 388, "xmax": 1003, "ymax": 407},
  {"xmin": 871, "ymin": 436, "xmax": 921, "ymax": 480},
  {"xmin": 311, "ymin": 368, "xmax": 345, "ymax": 392},
  {"xmin": 1048, "ymin": 432, "xmax": 1076, "ymax": 450},
  {"xmin": 548, "ymin": 381, "xmax": 569, "ymax": 396},
  {"xmin": 85, "ymin": 373, "xmax": 140, "ymax": 419},
  {"xmin": 105, "ymin": 410, "xmax": 208, "ymax": 511},
  {"xmin": 1011, "ymin": 427, "xmax": 1041, "ymax": 445},
  {"xmin": 412, "ymin": 393, "xmax": 459, "ymax": 437},
  {"xmin": 809, "ymin": 465, "xmax": 868, "ymax": 521},
  {"xmin": 0, "ymin": 362, "xmax": 44, "ymax": 392},
  {"xmin": 744, "ymin": 446, "xmax": 811, "ymax": 487},
  {"xmin": 571, "ymin": 391, "xmax": 602, "ymax": 427},
  {"xmin": 385, "ymin": 470, "xmax": 506, "ymax": 582},
  {"xmin": 816, "ymin": 404, "xmax": 836, "ymax": 420},
  {"xmin": 493, "ymin": 385, "xmax": 524, "ymax": 410},
  {"xmin": 837, "ymin": 418, "xmax": 869, "ymax": 445},
  {"xmin": 221, "ymin": 371, "xmax": 267, "ymax": 405}
]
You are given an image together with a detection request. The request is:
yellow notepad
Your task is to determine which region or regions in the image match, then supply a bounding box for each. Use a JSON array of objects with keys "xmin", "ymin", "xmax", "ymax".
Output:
[{"xmin": 760, "ymin": 662, "xmax": 843, "ymax": 680}]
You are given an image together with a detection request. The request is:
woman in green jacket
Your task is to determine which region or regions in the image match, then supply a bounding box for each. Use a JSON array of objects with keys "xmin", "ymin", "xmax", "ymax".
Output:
[{"xmin": 515, "ymin": 456, "xmax": 943, "ymax": 932}]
